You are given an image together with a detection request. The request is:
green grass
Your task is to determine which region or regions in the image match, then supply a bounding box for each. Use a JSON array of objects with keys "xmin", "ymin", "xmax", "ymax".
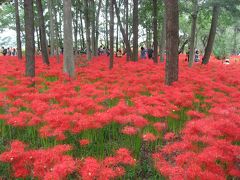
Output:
[
  {"xmin": 45, "ymin": 76, "xmax": 59, "ymax": 82},
  {"xmin": 166, "ymin": 108, "xmax": 189, "ymax": 134},
  {"xmin": 0, "ymin": 87, "xmax": 7, "ymax": 92},
  {"xmin": 100, "ymin": 98, "xmax": 120, "ymax": 108}
]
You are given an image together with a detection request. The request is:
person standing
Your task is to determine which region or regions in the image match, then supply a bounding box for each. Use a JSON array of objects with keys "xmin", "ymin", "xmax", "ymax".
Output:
[
  {"xmin": 148, "ymin": 47, "xmax": 154, "ymax": 59},
  {"xmin": 140, "ymin": 47, "xmax": 147, "ymax": 59},
  {"xmin": 194, "ymin": 49, "xmax": 199, "ymax": 62}
]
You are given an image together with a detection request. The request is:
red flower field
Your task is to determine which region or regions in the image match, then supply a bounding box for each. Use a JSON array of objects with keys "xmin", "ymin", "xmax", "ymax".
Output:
[{"xmin": 0, "ymin": 55, "xmax": 239, "ymax": 179}]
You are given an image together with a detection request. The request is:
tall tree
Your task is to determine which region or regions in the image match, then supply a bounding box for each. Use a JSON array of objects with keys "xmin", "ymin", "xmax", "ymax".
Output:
[
  {"xmin": 90, "ymin": 0, "xmax": 96, "ymax": 56},
  {"xmin": 63, "ymin": 0, "xmax": 75, "ymax": 77},
  {"xmin": 24, "ymin": 0, "xmax": 35, "ymax": 77},
  {"xmin": 73, "ymin": 3, "xmax": 79, "ymax": 51},
  {"xmin": 159, "ymin": 3, "xmax": 166, "ymax": 62},
  {"xmin": 105, "ymin": 0, "xmax": 109, "ymax": 48},
  {"xmin": 36, "ymin": 0, "xmax": 50, "ymax": 65},
  {"xmin": 232, "ymin": 26, "xmax": 239, "ymax": 55},
  {"xmin": 84, "ymin": 0, "xmax": 92, "ymax": 60},
  {"xmin": 188, "ymin": 0, "xmax": 198, "ymax": 67},
  {"xmin": 95, "ymin": 0, "xmax": 103, "ymax": 53},
  {"xmin": 202, "ymin": 4, "xmax": 220, "ymax": 64},
  {"xmin": 79, "ymin": 12, "xmax": 85, "ymax": 49},
  {"xmin": 114, "ymin": 0, "xmax": 131, "ymax": 61},
  {"xmin": 125, "ymin": 0, "xmax": 130, "ymax": 61},
  {"xmin": 153, "ymin": 0, "xmax": 158, "ymax": 63},
  {"xmin": 52, "ymin": 0, "xmax": 60, "ymax": 63},
  {"xmin": 132, "ymin": 0, "xmax": 139, "ymax": 61},
  {"xmin": 47, "ymin": 0, "xmax": 55, "ymax": 56},
  {"xmin": 165, "ymin": 0, "xmax": 179, "ymax": 85},
  {"xmin": 109, "ymin": 0, "xmax": 114, "ymax": 69},
  {"xmin": 14, "ymin": 0, "xmax": 22, "ymax": 60}
]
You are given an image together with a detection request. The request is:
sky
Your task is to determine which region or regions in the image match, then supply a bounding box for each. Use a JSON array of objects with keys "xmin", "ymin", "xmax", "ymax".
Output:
[{"xmin": 0, "ymin": 29, "xmax": 16, "ymax": 48}]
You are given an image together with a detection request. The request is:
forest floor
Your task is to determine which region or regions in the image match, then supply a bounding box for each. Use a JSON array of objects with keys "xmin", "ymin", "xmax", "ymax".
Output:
[{"xmin": 0, "ymin": 54, "xmax": 239, "ymax": 179}]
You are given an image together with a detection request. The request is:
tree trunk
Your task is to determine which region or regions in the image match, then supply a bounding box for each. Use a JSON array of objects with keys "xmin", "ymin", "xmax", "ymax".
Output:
[
  {"xmin": 125, "ymin": 0, "xmax": 130, "ymax": 61},
  {"xmin": 52, "ymin": 1, "xmax": 60, "ymax": 63},
  {"xmin": 15, "ymin": 0, "xmax": 22, "ymax": 60},
  {"xmin": 159, "ymin": 8, "xmax": 166, "ymax": 62},
  {"xmin": 84, "ymin": 0, "xmax": 92, "ymax": 60},
  {"xmin": 80, "ymin": 12, "xmax": 85, "ymax": 49},
  {"xmin": 233, "ymin": 26, "xmax": 238, "ymax": 55},
  {"xmin": 36, "ymin": 27, "xmax": 40, "ymax": 51},
  {"xmin": 116, "ymin": 20, "xmax": 119, "ymax": 53},
  {"xmin": 165, "ymin": 0, "xmax": 179, "ymax": 86},
  {"xmin": 132, "ymin": 0, "xmax": 139, "ymax": 62},
  {"xmin": 36, "ymin": 0, "xmax": 50, "ymax": 65},
  {"xmin": 188, "ymin": 0, "xmax": 198, "ymax": 67},
  {"xmin": 90, "ymin": 0, "xmax": 97, "ymax": 56},
  {"xmin": 114, "ymin": 0, "xmax": 131, "ymax": 61},
  {"xmin": 24, "ymin": 0, "xmax": 35, "ymax": 77},
  {"xmin": 109, "ymin": 0, "xmax": 114, "ymax": 69},
  {"xmin": 153, "ymin": 0, "xmax": 158, "ymax": 63},
  {"xmin": 202, "ymin": 4, "xmax": 220, "ymax": 64},
  {"xmin": 63, "ymin": 0, "xmax": 74, "ymax": 77},
  {"xmin": 47, "ymin": 0, "xmax": 55, "ymax": 56},
  {"xmin": 178, "ymin": 39, "xmax": 188, "ymax": 54},
  {"xmin": 96, "ymin": 0, "xmax": 103, "ymax": 53},
  {"xmin": 73, "ymin": 8, "xmax": 79, "ymax": 51},
  {"xmin": 57, "ymin": 1, "xmax": 63, "ymax": 48},
  {"xmin": 105, "ymin": 0, "xmax": 109, "ymax": 48}
]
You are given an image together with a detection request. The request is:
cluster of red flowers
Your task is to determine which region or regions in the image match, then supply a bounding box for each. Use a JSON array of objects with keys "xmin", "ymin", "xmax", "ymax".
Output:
[
  {"xmin": 0, "ymin": 55, "xmax": 240, "ymax": 179},
  {"xmin": 0, "ymin": 141, "xmax": 75, "ymax": 179},
  {"xmin": 78, "ymin": 148, "xmax": 135, "ymax": 180},
  {"xmin": 152, "ymin": 57, "xmax": 240, "ymax": 179},
  {"xmin": 0, "ymin": 140, "xmax": 135, "ymax": 179}
]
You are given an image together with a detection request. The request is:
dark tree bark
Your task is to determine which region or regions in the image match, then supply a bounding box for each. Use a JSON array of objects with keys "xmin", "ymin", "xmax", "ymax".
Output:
[
  {"xmin": 114, "ymin": 0, "xmax": 131, "ymax": 61},
  {"xmin": 188, "ymin": 0, "xmax": 198, "ymax": 67},
  {"xmin": 14, "ymin": 0, "xmax": 22, "ymax": 60},
  {"xmin": 132, "ymin": 0, "xmax": 139, "ymax": 61},
  {"xmin": 109, "ymin": 0, "xmax": 114, "ymax": 69},
  {"xmin": 24, "ymin": 0, "xmax": 35, "ymax": 77},
  {"xmin": 202, "ymin": 4, "xmax": 220, "ymax": 64},
  {"xmin": 165, "ymin": 0, "xmax": 179, "ymax": 86},
  {"xmin": 36, "ymin": 0, "xmax": 50, "ymax": 65},
  {"xmin": 153, "ymin": 0, "xmax": 158, "ymax": 63},
  {"xmin": 84, "ymin": 0, "xmax": 92, "ymax": 60},
  {"xmin": 63, "ymin": 0, "xmax": 75, "ymax": 77}
]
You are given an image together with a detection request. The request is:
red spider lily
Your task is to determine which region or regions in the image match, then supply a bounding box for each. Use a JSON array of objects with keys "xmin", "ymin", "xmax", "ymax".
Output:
[
  {"xmin": 121, "ymin": 126, "xmax": 138, "ymax": 135},
  {"xmin": 142, "ymin": 133, "xmax": 157, "ymax": 142},
  {"xmin": 79, "ymin": 139, "xmax": 90, "ymax": 146},
  {"xmin": 164, "ymin": 132, "xmax": 175, "ymax": 141}
]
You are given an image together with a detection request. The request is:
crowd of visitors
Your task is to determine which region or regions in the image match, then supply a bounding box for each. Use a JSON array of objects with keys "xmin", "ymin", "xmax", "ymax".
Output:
[{"xmin": 0, "ymin": 47, "xmax": 17, "ymax": 56}]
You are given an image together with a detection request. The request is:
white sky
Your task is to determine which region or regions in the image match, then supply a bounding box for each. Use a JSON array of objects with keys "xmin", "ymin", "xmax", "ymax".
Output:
[{"xmin": 0, "ymin": 29, "xmax": 16, "ymax": 48}]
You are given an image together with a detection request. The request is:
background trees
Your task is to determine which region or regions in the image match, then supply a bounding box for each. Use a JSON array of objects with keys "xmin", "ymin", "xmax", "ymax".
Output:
[{"xmin": 0, "ymin": 0, "xmax": 239, "ymax": 80}]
